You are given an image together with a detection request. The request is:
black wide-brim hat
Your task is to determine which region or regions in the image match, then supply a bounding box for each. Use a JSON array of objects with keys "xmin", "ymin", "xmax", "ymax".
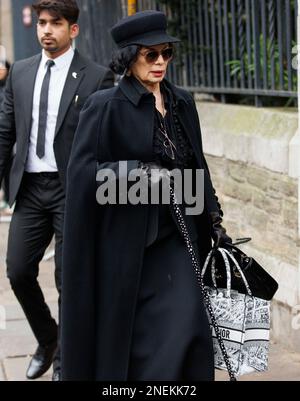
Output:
[{"xmin": 111, "ymin": 10, "xmax": 180, "ymax": 48}]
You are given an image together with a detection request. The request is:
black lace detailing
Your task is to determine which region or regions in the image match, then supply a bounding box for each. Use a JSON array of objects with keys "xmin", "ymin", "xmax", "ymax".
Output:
[
  {"xmin": 153, "ymin": 96, "xmax": 194, "ymax": 170},
  {"xmin": 171, "ymin": 103, "xmax": 194, "ymax": 169},
  {"xmin": 154, "ymin": 110, "xmax": 175, "ymax": 168}
]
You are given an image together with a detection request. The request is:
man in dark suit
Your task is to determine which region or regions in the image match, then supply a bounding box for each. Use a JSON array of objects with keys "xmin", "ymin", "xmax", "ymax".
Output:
[{"xmin": 0, "ymin": 0, "xmax": 114, "ymax": 381}]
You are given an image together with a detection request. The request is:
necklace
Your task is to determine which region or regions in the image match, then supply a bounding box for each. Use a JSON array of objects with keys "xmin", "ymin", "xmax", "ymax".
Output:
[{"xmin": 157, "ymin": 95, "xmax": 177, "ymax": 160}]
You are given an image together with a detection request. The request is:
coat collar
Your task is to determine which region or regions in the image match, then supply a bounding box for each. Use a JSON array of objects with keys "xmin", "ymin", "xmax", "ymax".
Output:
[{"xmin": 119, "ymin": 75, "xmax": 189, "ymax": 106}]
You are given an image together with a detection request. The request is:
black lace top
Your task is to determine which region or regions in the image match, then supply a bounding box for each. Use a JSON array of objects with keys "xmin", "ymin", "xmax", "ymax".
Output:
[{"xmin": 153, "ymin": 83, "xmax": 194, "ymax": 170}]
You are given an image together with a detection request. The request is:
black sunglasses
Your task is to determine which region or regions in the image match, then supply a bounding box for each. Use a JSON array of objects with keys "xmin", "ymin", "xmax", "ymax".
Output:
[{"xmin": 140, "ymin": 47, "xmax": 174, "ymax": 64}]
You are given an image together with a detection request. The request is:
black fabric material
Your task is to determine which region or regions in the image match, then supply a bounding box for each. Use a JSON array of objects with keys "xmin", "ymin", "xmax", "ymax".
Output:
[
  {"xmin": 6, "ymin": 174, "xmax": 64, "ymax": 348},
  {"xmin": 128, "ymin": 231, "xmax": 214, "ymax": 381},
  {"xmin": 36, "ymin": 60, "xmax": 55, "ymax": 159},
  {"xmin": 111, "ymin": 10, "xmax": 180, "ymax": 48},
  {"xmin": 146, "ymin": 80, "xmax": 198, "ymax": 247},
  {"xmin": 0, "ymin": 83, "xmax": 5, "ymax": 108},
  {"xmin": 61, "ymin": 75, "xmax": 219, "ymax": 381},
  {"xmin": 153, "ymin": 82, "xmax": 194, "ymax": 170},
  {"xmin": 0, "ymin": 79, "xmax": 11, "ymax": 202},
  {"xmin": 0, "ymin": 50, "xmax": 115, "ymax": 206}
]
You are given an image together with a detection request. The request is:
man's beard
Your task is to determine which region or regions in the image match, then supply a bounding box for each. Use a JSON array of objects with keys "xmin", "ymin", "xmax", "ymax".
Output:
[
  {"xmin": 43, "ymin": 45, "xmax": 59, "ymax": 53},
  {"xmin": 41, "ymin": 38, "xmax": 58, "ymax": 53}
]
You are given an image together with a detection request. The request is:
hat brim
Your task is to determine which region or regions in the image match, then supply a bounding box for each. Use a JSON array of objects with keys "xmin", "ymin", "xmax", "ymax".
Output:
[{"xmin": 119, "ymin": 33, "xmax": 180, "ymax": 48}]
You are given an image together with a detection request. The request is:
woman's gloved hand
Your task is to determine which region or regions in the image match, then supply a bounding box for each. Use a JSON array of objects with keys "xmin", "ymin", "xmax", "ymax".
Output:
[
  {"xmin": 140, "ymin": 162, "xmax": 171, "ymax": 185},
  {"xmin": 210, "ymin": 188, "xmax": 233, "ymax": 248},
  {"xmin": 210, "ymin": 211, "xmax": 233, "ymax": 249}
]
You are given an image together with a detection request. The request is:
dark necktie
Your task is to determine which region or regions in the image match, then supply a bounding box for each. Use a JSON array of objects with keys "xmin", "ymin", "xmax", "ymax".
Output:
[{"xmin": 36, "ymin": 59, "xmax": 55, "ymax": 159}]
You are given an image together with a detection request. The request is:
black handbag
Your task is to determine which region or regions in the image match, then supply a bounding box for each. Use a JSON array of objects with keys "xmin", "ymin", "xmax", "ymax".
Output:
[{"xmin": 203, "ymin": 239, "xmax": 279, "ymax": 301}]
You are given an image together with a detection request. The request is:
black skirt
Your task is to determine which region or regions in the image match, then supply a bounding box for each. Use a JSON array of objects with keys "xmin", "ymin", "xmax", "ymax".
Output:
[{"xmin": 128, "ymin": 226, "xmax": 215, "ymax": 381}]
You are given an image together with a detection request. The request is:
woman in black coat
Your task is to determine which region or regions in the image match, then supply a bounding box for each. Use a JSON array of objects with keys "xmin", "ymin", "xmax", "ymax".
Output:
[{"xmin": 61, "ymin": 11, "xmax": 232, "ymax": 381}]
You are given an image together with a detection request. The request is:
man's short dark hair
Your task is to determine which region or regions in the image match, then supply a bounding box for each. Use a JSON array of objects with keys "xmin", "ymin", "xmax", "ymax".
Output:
[{"xmin": 32, "ymin": 0, "xmax": 80, "ymax": 25}]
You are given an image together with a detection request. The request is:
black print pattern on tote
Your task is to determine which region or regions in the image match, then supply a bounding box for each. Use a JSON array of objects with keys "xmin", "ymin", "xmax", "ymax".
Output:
[{"xmin": 203, "ymin": 247, "xmax": 270, "ymax": 376}]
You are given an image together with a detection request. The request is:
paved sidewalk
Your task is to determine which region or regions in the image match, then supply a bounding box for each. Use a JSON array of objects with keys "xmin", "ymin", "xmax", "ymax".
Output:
[{"xmin": 0, "ymin": 220, "xmax": 300, "ymax": 381}]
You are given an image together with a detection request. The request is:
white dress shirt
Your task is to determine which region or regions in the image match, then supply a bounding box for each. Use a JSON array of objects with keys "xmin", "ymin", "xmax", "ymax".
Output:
[{"xmin": 25, "ymin": 46, "xmax": 75, "ymax": 173}]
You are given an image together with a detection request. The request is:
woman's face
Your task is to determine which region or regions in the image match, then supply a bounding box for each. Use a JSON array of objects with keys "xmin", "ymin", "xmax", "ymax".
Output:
[
  {"xmin": 0, "ymin": 67, "xmax": 8, "ymax": 81},
  {"xmin": 130, "ymin": 43, "xmax": 173, "ymax": 86}
]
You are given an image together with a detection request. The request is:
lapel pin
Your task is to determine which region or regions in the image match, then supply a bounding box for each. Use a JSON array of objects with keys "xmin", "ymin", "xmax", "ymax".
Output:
[{"xmin": 72, "ymin": 72, "xmax": 78, "ymax": 79}]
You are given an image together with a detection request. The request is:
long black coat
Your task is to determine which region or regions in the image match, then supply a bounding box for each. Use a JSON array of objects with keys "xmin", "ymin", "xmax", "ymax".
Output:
[{"xmin": 61, "ymin": 76, "xmax": 219, "ymax": 381}]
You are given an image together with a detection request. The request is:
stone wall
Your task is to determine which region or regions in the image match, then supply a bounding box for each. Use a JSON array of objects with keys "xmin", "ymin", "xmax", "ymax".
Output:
[
  {"xmin": 207, "ymin": 157, "xmax": 298, "ymax": 271},
  {"xmin": 196, "ymin": 100, "xmax": 300, "ymax": 351}
]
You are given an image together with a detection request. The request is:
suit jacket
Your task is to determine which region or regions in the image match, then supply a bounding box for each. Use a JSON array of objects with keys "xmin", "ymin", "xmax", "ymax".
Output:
[
  {"xmin": 0, "ymin": 84, "xmax": 5, "ymax": 108},
  {"xmin": 0, "ymin": 49, "xmax": 114, "ymax": 206}
]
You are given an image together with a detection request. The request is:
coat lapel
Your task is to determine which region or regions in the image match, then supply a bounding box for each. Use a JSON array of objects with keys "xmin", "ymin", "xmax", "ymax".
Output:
[
  {"xmin": 22, "ymin": 55, "xmax": 42, "ymax": 138},
  {"xmin": 54, "ymin": 50, "xmax": 86, "ymax": 137}
]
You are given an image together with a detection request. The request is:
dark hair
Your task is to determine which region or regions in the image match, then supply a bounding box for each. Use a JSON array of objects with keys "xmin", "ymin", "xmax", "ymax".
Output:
[
  {"xmin": 109, "ymin": 45, "xmax": 140, "ymax": 75},
  {"xmin": 32, "ymin": 0, "xmax": 80, "ymax": 25},
  {"xmin": 5, "ymin": 61, "xmax": 11, "ymax": 70},
  {"xmin": 0, "ymin": 61, "xmax": 11, "ymax": 70}
]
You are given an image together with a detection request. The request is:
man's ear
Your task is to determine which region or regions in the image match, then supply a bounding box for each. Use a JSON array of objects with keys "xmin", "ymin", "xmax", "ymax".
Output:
[{"xmin": 70, "ymin": 24, "xmax": 80, "ymax": 40}]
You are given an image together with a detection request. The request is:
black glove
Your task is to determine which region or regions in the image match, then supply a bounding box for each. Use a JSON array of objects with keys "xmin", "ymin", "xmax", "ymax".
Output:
[
  {"xmin": 210, "ymin": 211, "xmax": 232, "ymax": 249},
  {"xmin": 210, "ymin": 189, "xmax": 232, "ymax": 248},
  {"xmin": 139, "ymin": 162, "xmax": 171, "ymax": 186}
]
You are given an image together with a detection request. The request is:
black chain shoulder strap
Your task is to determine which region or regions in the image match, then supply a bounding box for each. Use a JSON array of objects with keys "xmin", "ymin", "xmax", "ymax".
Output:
[{"xmin": 170, "ymin": 187, "xmax": 237, "ymax": 382}]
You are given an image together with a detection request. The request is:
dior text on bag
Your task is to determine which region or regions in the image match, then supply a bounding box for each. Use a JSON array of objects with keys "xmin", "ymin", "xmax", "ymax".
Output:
[{"xmin": 202, "ymin": 248, "xmax": 271, "ymax": 376}]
